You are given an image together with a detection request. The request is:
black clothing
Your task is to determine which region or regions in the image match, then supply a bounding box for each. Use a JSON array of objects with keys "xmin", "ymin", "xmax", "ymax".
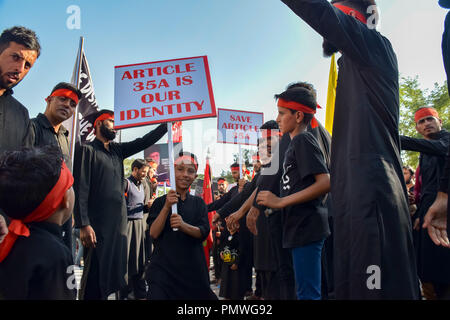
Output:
[
  {"xmin": 219, "ymin": 233, "xmax": 245, "ymax": 300},
  {"xmin": 255, "ymin": 133, "xmax": 296, "ymax": 300},
  {"xmin": 217, "ymin": 174, "xmax": 260, "ymax": 219},
  {"xmin": 73, "ymin": 123, "xmax": 167, "ymax": 299},
  {"xmin": 146, "ymin": 194, "xmax": 217, "ymax": 300},
  {"xmin": 0, "ymin": 222, "xmax": 76, "ymax": 300},
  {"xmin": 280, "ymin": 131, "xmax": 330, "ymax": 248},
  {"xmin": 441, "ymin": 11, "xmax": 450, "ymax": 233},
  {"xmin": 281, "ymin": 0, "xmax": 418, "ymax": 299},
  {"xmin": 401, "ymin": 131, "xmax": 450, "ymax": 285},
  {"xmin": 207, "ymin": 184, "xmax": 239, "ymax": 213},
  {"xmin": 0, "ymin": 89, "xmax": 33, "ymax": 154},
  {"xmin": 31, "ymin": 112, "xmax": 72, "ymax": 251},
  {"xmin": 31, "ymin": 113, "xmax": 72, "ymax": 168}
]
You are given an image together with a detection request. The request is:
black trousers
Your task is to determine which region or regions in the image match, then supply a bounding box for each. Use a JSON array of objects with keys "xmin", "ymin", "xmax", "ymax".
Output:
[{"xmin": 267, "ymin": 212, "xmax": 296, "ymax": 300}]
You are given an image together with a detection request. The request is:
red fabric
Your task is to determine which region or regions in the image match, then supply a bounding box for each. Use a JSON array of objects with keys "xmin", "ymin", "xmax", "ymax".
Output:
[
  {"xmin": 94, "ymin": 113, "xmax": 114, "ymax": 128},
  {"xmin": 50, "ymin": 88, "xmax": 79, "ymax": 104},
  {"xmin": 414, "ymin": 165, "xmax": 421, "ymax": 205},
  {"xmin": 172, "ymin": 121, "xmax": 182, "ymax": 143},
  {"xmin": 414, "ymin": 108, "xmax": 439, "ymax": 123},
  {"xmin": 202, "ymin": 157, "xmax": 214, "ymax": 268},
  {"xmin": 174, "ymin": 155, "xmax": 198, "ymax": 170},
  {"xmin": 277, "ymin": 98, "xmax": 319, "ymax": 129},
  {"xmin": 0, "ymin": 162, "xmax": 74, "ymax": 262},
  {"xmin": 333, "ymin": 4, "xmax": 368, "ymax": 24},
  {"xmin": 260, "ymin": 129, "xmax": 282, "ymax": 139}
]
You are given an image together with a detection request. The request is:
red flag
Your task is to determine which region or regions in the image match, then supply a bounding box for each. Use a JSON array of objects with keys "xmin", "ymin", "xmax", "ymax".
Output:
[
  {"xmin": 171, "ymin": 121, "xmax": 182, "ymax": 143},
  {"xmin": 202, "ymin": 156, "xmax": 214, "ymax": 269}
]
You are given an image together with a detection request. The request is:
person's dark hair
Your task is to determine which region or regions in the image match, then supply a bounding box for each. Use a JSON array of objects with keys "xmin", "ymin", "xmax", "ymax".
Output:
[
  {"xmin": 260, "ymin": 120, "xmax": 279, "ymax": 130},
  {"xmin": 286, "ymin": 82, "xmax": 317, "ymax": 100},
  {"xmin": 0, "ymin": 145, "xmax": 63, "ymax": 219},
  {"xmin": 0, "ymin": 26, "xmax": 41, "ymax": 57},
  {"xmin": 230, "ymin": 162, "xmax": 240, "ymax": 169},
  {"xmin": 274, "ymin": 87, "xmax": 317, "ymax": 126},
  {"xmin": 403, "ymin": 165, "xmax": 415, "ymax": 177},
  {"xmin": 331, "ymin": 0, "xmax": 377, "ymax": 19},
  {"xmin": 51, "ymin": 82, "xmax": 82, "ymax": 100},
  {"xmin": 131, "ymin": 159, "xmax": 149, "ymax": 171},
  {"xmin": 176, "ymin": 151, "xmax": 198, "ymax": 169}
]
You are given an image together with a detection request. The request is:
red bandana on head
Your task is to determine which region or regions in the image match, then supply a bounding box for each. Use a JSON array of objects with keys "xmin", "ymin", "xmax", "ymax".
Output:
[
  {"xmin": 333, "ymin": 3, "xmax": 367, "ymax": 24},
  {"xmin": 174, "ymin": 155, "xmax": 198, "ymax": 171},
  {"xmin": 0, "ymin": 162, "xmax": 74, "ymax": 262},
  {"xmin": 47, "ymin": 89, "xmax": 80, "ymax": 104},
  {"xmin": 277, "ymin": 98, "xmax": 321, "ymax": 129},
  {"xmin": 94, "ymin": 113, "xmax": 114, "ymax": 129},
  {"xmin": 414, "ymin": 108, "xmax": 439, "ymax": 123}
]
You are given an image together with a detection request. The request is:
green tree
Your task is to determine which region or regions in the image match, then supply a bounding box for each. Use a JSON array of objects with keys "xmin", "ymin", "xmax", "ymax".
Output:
[
  {"xmin": 123, "ymin": 158, "xmax": 136, "ymax": 177},
  {"xmin": 232, "ymin": 148, "xmax": 252, "ymax": 168},
  {"xmin": 399, "ymin": 76, "xmax": 450, "ymax": 169}
]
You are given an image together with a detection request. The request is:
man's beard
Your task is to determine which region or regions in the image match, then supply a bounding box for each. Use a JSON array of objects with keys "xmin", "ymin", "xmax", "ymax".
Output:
[
  {"xmin": 322, "ymin": 39, "xmax": 339, "ymax": 57},
  {"xmin": 100, "ymin": 123, "xmax": 117, "ymax": 141},
  {"xmin": 0, "ymin": 66, "xmax": 20, "ymax": 91}
]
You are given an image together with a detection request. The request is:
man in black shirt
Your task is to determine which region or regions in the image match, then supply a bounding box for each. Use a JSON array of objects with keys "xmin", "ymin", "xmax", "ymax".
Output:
[
  {"xmin": 423, "ymin": 0, "xmax": 450, "ymax": 249},
  {"xmin": 73, "ymin": 109, "xmax": 167, "ymax": 300},
  {"xmin": 0, "ymin": 26, "xmax": 40, "ymax": 154},
  {"xmin": 31, "ymin": 82, "xmax": 82, "ymax": 251}
]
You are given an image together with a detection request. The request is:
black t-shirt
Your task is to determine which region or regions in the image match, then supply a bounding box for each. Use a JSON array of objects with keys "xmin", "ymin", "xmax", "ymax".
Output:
[{"xmin": 280, "ymin": 131, "xmax": 330, "ymax": 248}]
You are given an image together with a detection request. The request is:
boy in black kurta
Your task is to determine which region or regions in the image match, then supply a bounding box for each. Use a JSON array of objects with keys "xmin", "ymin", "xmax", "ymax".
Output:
[
  {"xmin": 147, "ymin": 152, "xmax": 217, "ymax": 300},
  {"xmin": 0, "ymin": 145, "xmax": 76, "ymax": 299}
]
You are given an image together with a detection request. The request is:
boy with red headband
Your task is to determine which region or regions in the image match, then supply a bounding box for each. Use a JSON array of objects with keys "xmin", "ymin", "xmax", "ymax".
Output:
[
  {"xmin": 147, "ymin": 152, "xmax": 217, "ymax": 300},
  {"xmin": 0, "ymin": 145, "xmax": 76, "ymax": 299},
  {"xmin": 400, "ymin": 107, "xmax": 450, "ymax": 299},
  {"xmin": 256, "ymin": 87, "xmax": 330, "ymax": 300}
]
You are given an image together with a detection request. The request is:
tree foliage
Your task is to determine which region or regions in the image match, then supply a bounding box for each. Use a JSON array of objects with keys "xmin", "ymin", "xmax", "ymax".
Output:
[{"xmin": 399, "ymin": 76, "xmax": 450, "ymax": 169}]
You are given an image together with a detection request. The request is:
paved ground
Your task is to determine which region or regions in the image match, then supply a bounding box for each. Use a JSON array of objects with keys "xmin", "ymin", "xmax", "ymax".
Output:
[{"xmin": 73, "ymin": 256, "xmax": 245, "ymax": 300}]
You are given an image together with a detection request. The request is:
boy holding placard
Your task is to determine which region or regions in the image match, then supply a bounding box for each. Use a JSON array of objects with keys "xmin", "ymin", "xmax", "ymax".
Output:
[{"xmin": 147, "ymin": 152, "xmax": 217, "ymax": 300}]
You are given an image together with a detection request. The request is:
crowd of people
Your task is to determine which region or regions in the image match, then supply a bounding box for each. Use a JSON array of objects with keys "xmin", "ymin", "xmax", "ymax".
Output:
[{"xmin": 1, "ymin": 0, "xmax": 450, "ymax": 301}]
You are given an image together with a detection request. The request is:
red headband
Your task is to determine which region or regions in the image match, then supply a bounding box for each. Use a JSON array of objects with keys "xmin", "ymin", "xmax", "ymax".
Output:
[
  {"xmin": 230, "ymin": 165, "xmax": 240, "ymax": 171},
  {"xmin": 415, "ymin": 108, "xmax": 439, "ymax": 123},
  {"xmin": 94, "ymin": 113, "xmax": 114, "ymax": 128},
  {"xmin": 260, "ymin": 129, "xmax": 282, "ymax": 139},
  {"xmin": 174, "ymin": 155, "xmax": 198, "ymax": 170},
  {"xmin": 252, "ymin": 155, "xmax": 260, "ymax": 161},
  {"xmin": 333, "ymin": 4, "xmax": 367, "ymax": 24},
  {"xmin": 49, "ymin": 89, "xmax": 80, "ymax": 104},
  {"xmin": 0, "ymin": 162, "xmax": 74, "ymax": 263},
  {"xmin": 277, "ymin": 98, "xmax": 320, "ymax": 129}
]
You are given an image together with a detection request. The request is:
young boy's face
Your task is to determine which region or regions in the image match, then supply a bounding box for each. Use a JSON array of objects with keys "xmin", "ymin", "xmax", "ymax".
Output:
[
  {"xmin": 276, "ymin": 106, "xmax": 299, "ymax": 134},
  {"xmin": 175, "ymin": 162, "xmax": 197, "ymax": 190}
]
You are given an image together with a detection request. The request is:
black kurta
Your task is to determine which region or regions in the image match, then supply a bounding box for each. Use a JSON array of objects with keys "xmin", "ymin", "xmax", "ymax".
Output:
[
  {"xmin": 73, "ymin": 123, "xmax": 166, "ymax": 298},
  {"xmin": 146, "ymin": 194, "xmax": 217, "ymax": 300},
  {"xmin": 31, "ymin": 113, "xmax": 72, "ymax": 169},
  {"xmin": 441, "ymin": 10, "xmax": 450, "ymax": 235},
  {"xmin": 0, "ymin": 222, "xmax": 76, "ymax": 300},
  {"xmin": 31, "ymin": 113, "xmax": 73, "ymax": 251},
  {"xmin": 281, "ymin": 0, "xmax": 418, "ymax": 299},
  {"xmin": 0, "ymin": 89, "xmax": 33, "ymax": 154},
  {"xmin": 401, "ymin": 130, "xmax": 450, "ymax": 284}
]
